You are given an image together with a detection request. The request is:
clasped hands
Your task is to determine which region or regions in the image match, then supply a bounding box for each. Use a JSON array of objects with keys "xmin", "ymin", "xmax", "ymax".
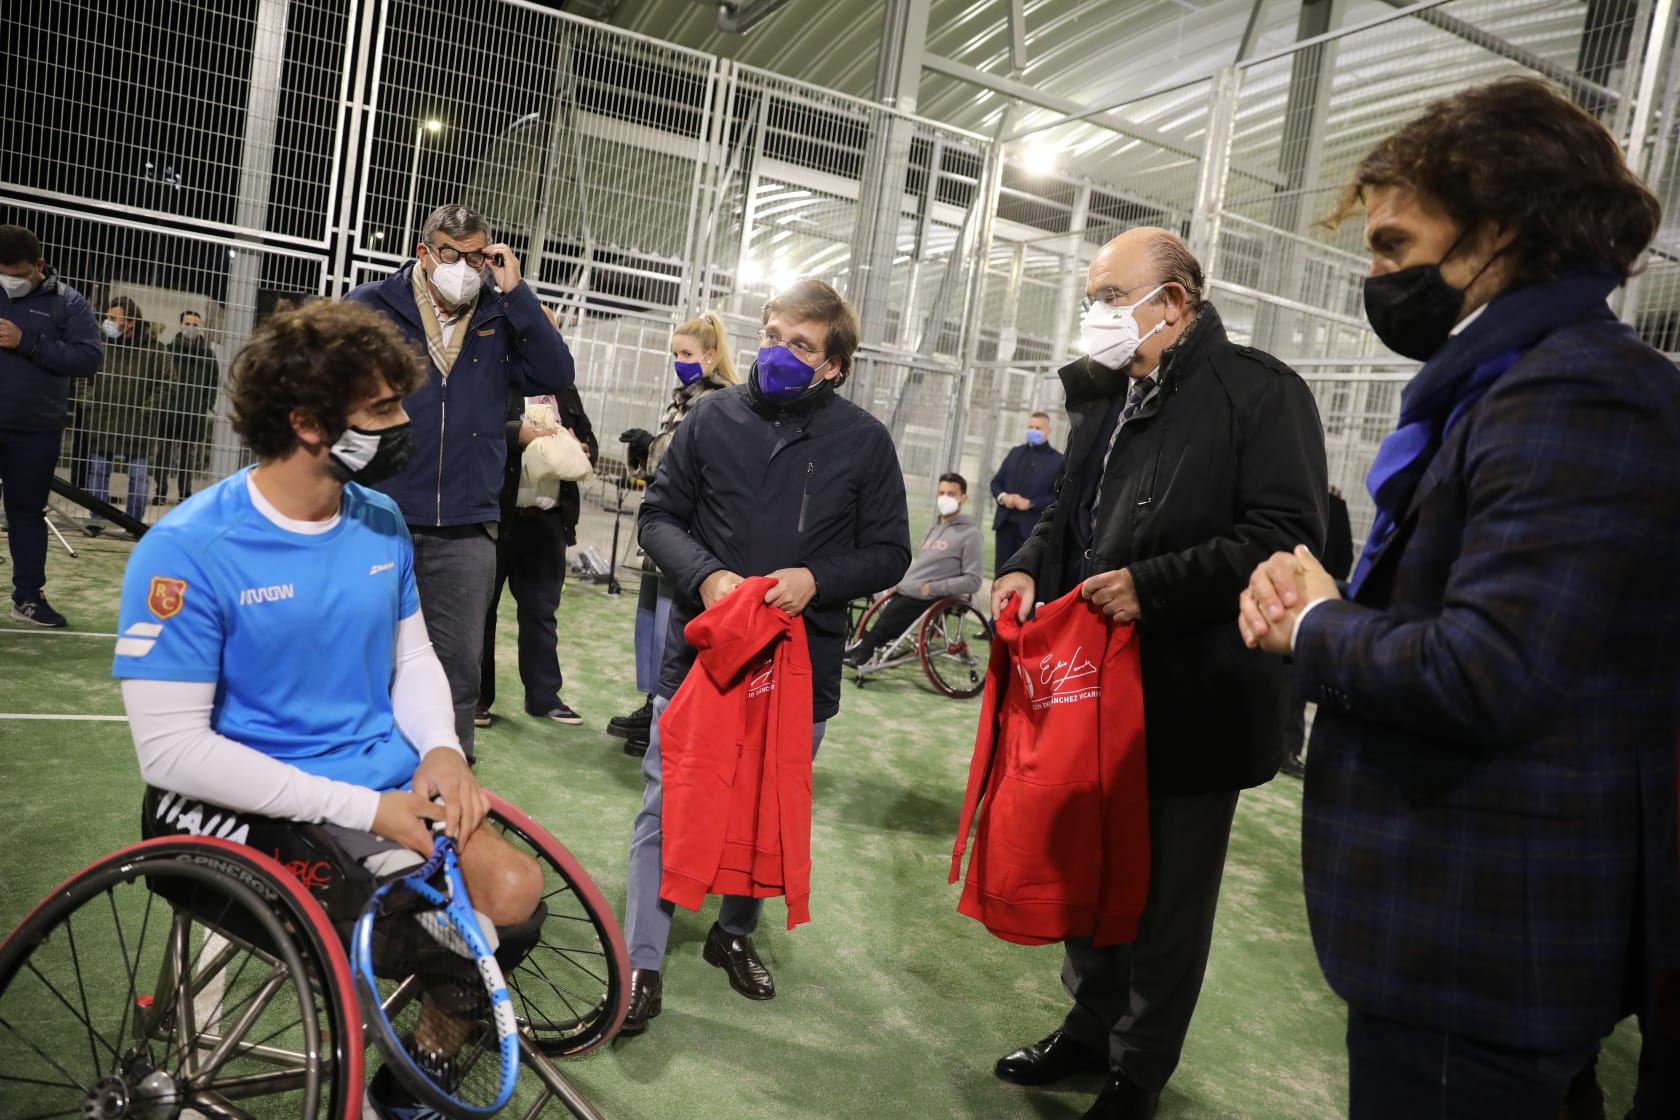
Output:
[
  {"xmin": 700, "ymin": 567, "xmax": 817, "ymax": 615},
  {"xmin": 1237, "ymin": 545, "xmax": 1340, "ymax": 655}
]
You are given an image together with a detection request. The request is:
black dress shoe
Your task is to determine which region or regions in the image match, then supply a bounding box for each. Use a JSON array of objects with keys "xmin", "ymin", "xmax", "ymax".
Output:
[
  {"xmin": 618, "ymin": 968, "xmax": 662, "ymax": 1036},
  {"xmin": 702, "ymin": 922, "xmax": 775, "ymax": 1000},
  {"xmin": 995, "ymin": 1030, "xmax": 1109, "ymax": 1086},
  {"xmin": 623, "ymin": 735, "xmax": 648, "ymax": 758},
  {"xmin": 1280, "ymin": 752, "xmax": 1306, "ymax": 779},
  {"xmin": 1081, "ymin": 1072, "xmax": 1159, "ymax": 1120},
  {"xmin": 606, "ymin": 696, "xmax": 653, "ymax": 739}
]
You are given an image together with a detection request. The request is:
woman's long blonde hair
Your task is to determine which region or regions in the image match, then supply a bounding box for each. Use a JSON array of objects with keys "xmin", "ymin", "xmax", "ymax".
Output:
[{"xmin": 673, "ymin": 310, "xmax": 739, "ymax": 385}]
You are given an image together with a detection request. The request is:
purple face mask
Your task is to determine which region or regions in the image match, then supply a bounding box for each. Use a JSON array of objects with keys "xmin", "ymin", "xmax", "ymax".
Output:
[
  {"xmin": 755, "ymin": 345, "xmax": 823, "ymax": 402},
  {"xmin": 674, "ymin": 360, "xmax": 704, "ymax": 386}
]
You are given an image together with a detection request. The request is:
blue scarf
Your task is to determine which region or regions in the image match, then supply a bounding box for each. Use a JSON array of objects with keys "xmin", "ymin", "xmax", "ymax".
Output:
[{"xmin": 1348, "ymin": 266, "xmax": 1620, "ymax": 595}]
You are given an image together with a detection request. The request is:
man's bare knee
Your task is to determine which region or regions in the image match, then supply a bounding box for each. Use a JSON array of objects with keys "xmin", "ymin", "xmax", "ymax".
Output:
[{"xmin": 471, "ymin": 839, "xmax": 542, "ymax": 926}]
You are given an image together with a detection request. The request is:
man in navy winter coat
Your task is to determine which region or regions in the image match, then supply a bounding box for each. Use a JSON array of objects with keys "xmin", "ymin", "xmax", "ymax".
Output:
[
  {"xmin": 0, "ymin": 224, "xmax": 102, "ymax": 628},
  {"xmin": 619, "ymin": 278, "xmax": 911, "ymax": 1038},
  {"xmin": 344, "ymin": 203, "xmax": 574, "ymax": 760},
  {"xmin": 989, "ymin": 411, "xmax": 1062, "ymax": 574}
]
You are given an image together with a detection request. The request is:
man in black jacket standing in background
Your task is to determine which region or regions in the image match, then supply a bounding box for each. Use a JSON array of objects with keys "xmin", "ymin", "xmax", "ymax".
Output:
[
  {"xmin": 476, "ymin": 376, "xmax": 597, "ymax": 730},
  {"xmin": 619, "ymin": 278, "xmax": 910, "ymax": 1038},
  {"xmin": 990, "ymin": 228, "xmax": 1326, "ymax": 1120},
  {"xmin": 989, "ymin": 411, "xmax": 1062, "ymax": 573}
]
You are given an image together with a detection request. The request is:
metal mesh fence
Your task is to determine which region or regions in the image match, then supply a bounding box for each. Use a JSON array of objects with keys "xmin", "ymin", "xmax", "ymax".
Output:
[
  {"xmin": 0, "ymin": 200, "xmax": 325, "ymax": 532},
  {"xmin": 3, "ymin": 0, "xmax": 1675, "ymax": 551}
]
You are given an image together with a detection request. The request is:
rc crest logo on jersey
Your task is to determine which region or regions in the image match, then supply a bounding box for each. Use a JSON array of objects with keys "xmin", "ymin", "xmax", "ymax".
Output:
[{"xmin": 148, "ymin": 576, "xmax": 188, "ymax": 620}]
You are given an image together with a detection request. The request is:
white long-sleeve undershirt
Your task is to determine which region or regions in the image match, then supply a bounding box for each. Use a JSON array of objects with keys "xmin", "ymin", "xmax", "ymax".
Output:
[{"xmin": 124, "ymin": 610, "xmax": 462, "ymax": 833}]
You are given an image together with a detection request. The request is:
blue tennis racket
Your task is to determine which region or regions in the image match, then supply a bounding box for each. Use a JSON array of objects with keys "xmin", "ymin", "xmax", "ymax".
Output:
[{"xmin": 351, "ymin": 832, "xmax": 520, "ymax": 1117}]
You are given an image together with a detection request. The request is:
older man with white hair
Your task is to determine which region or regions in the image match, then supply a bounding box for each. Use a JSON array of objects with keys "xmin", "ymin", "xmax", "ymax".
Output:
[{"xmin": 990, "ymin": 227, "xmax": 1327, "ymax": 1119}]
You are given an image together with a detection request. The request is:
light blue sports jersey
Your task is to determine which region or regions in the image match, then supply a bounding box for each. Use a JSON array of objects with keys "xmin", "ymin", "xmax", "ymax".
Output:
[{"xmin": 114, "ymin": 468, "xmax": 423, "ymax": 793}]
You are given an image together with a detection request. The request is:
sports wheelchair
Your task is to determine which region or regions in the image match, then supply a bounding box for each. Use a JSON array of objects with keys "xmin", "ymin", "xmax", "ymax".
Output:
[
  {"xmin": 0, "ymin": 789, "xmax": 630, "ymax": 1120},
  {"xmin": 846, "ymin": 591, "xmax": 992, "ymax": 699}
]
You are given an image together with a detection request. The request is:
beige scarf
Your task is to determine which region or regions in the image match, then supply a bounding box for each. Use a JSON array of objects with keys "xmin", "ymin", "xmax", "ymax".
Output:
[{"xmin": 410, "ymin": 264, "xmax": 473, "ymax": 379}]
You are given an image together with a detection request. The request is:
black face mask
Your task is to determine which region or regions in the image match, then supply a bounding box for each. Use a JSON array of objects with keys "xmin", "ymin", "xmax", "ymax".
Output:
[
  {"xmin": 1362, "ymin": 229, "xmax": 1506, "ymax": 362},
  {"xmin": 327, "ymin": 421, "xmax": 415, "ymax": 485},
  {"xmin": 1362, "ymin": 265, "xmax": 1468, "ymax": 362}
]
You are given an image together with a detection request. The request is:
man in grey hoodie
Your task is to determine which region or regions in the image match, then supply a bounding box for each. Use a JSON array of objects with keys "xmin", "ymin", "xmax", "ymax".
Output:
[{"xmin": 845, "ymin": 472, "xmax": 985, "ymax": 665}]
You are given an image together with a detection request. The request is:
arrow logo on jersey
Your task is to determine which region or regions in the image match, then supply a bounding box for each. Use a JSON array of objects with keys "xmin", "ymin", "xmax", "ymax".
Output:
[{"xmin": 148, "ymin": 576, "xmax": 188, "ymax": 620}]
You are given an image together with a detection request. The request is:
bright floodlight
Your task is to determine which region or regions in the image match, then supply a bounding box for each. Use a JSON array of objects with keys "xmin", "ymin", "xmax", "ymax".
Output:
[
  {"xmin": 425, "ymin": 119, "xmax": 443, "ymax": 132},
  {"xmin": 1021, "ymin": 142, "xmax": 1056, "ymax": 176},
  {"xmin": 739, "ymin": 258, "xmax": 765, "ymax": 285}
]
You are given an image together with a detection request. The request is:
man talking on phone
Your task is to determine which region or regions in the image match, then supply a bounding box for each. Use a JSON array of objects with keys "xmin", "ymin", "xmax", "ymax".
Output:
[{"xmin": 346, "ymin": 203, "xmax": 575, "ymax": 764}]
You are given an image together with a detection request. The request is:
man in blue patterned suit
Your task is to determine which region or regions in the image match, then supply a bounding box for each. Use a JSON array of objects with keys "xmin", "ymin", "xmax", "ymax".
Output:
[{"xmin": 1239, "ymin": 79, "xmax": 1680, "ymax": 1119}]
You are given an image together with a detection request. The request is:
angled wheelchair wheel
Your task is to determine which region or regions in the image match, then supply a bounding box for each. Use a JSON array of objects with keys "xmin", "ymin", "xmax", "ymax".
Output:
[
  {"xmin": 0, "ymin": 836, "xmax": 360, "ymax": 1120},
  {"xmin": 485, "ymin": 795, "xmax": 630, "ymax": 1058},
  {"xmin": 918, "ymin": 599, "xmax": 992, "ymax": 699},
  {"xmin": 850, "ymin": 593, "xmax": 893, "ymax": 645}
]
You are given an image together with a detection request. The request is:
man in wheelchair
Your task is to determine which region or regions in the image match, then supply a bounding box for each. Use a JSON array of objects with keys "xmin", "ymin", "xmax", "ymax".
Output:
[
  {"xmin": 844, "ymin": 471, "xmax": 983, "ymax": 667},
  {"xmin": 113, "ymin": 302, "xmax": 544, "ymax": 1120}
]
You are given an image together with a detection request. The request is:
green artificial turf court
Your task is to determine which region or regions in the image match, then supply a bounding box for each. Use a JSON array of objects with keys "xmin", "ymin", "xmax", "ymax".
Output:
[{"xmin": 0, "ymin": 530, "xmax": 1646, "ymax": 1119}]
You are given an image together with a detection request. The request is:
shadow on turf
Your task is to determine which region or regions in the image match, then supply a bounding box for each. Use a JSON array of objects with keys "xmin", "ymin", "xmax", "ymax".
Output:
[{"xmin": 818, "ymin": 772, "xmax": 961, "ymax": 837}]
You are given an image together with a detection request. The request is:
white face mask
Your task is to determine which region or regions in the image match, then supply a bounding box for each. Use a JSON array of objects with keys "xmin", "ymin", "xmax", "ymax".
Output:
[
  {"xmin": 178, "ymin": 325, "xmax": 202, "ymax": 342},
  {"xmin": 429, "ymin": 257, "xmax": 483, "ymax": 306},
  {"xmin": 0, "ymin": 274, "xmax": 33, "ymax": 298},
  {"xmin": 101, "ymin": 319, "xmax": 122, "ymax": 341},
  {"xmin": 1080, "ymin": 284, "xmax": 1167, "ymax": 370},
  {"xmin": 936, "ymin": 494, "xmax": 960, "ymax": 517}
]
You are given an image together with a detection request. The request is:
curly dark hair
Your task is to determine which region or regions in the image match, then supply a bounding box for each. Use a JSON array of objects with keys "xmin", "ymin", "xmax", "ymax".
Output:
[
  {"xmin": 1326, "ymin": 77, "xmax": 1661, "ymax": 284},
  {"xmin": 230, "ymin": 301, "xmax": 425, "ymax": 459}
]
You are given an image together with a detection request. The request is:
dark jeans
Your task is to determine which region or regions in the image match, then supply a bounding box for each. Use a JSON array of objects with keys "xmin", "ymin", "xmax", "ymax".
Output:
[
  {"xmin": 852, "ymin": 593, "xmax": 932, "ymax": 660},
  {"xmin": 410, "ymin": 526, "xmax": 498, "ymax": 759},
  {"xmin": 1345, "ymin": 1007, "xmax": 1598, "ymax": 1120},
  {"xmin": 0, "ymin": 429, "xmax": 63, "ymax": 602},
  {"xmin": 479, "ymin": 508, "xmax": 568, "ymax": 713}
]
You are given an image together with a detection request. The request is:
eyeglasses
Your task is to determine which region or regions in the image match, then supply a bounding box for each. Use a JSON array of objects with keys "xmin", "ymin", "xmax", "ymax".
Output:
[
  {"xmin": 1080, "ymin": 281, "xmax": 1166, "ymax": 314},
  {"xmin": 756, "ymin": 328, "xmax": 824, "ymax": 363},
  {"xmin": 427, "ymin": 242, "xmax": 495, "ymax": 269}
]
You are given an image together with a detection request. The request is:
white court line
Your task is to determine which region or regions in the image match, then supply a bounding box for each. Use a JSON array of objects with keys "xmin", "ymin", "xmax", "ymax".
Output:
[
  {"xmin": 0, "ymin": 714, "xmax": 129, "ymax": 722},
  {"xmin": 0, "ymin": 629, "xmax": 118, "ymax": 638}
]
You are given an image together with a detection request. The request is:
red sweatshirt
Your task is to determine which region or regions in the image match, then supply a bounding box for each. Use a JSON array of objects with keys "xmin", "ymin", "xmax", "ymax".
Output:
[
  {"xmin": 659, "ymin": 577, "xmax": 816, "ymax": 929},
  {"xmin": 949, "ymin": 587, "xmax": 1149, "ymax": 947}
]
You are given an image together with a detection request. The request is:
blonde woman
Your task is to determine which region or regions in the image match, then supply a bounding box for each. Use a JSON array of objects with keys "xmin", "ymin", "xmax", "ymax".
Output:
[{"xmin": 607, "ymin": 311, "xmax": 739, "ymax": 755}]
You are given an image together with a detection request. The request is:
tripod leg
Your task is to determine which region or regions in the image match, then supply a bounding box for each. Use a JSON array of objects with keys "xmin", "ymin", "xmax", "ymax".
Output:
[
  {"xmin": 43, "ymin": 510, "xmax": 78, "ymax": 560},
  {"xmin": 605, "ymin": 483, "xmax": 624, "ymax": 598}
]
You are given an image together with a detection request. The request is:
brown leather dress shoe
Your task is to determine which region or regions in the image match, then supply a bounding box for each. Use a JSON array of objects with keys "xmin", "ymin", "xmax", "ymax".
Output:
[
  {"xmin": 702, "ymin": 922, "xmax": 775, "ymax": 1000},
  {"xmin": 994, "ymin": 1030, "xmax": 1109, "ymax": 1086},
  {"xmin": 618, "ymin": 968, "xmax": 662, "ymax": 1035},
  {"xmin": 1081, "ymin": 1072, "xmax": 1159, "ymax": 1120}
]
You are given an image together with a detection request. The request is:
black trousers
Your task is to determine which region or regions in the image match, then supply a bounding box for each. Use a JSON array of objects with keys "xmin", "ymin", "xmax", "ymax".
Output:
[
  {"xmin": 853, "ymin": 593, "xmax": 934, "ymax": 660},
  {"xmin": 479, "ymin": 508, "xmax": 568, "ymax": 713},
  {"xmin": 995, "ymin": 521, "xmax": 1027, "ymax": 577},
  {"xmin": 1059, "ymin": 789, "xmax": 1241, "ymax": 1091}
]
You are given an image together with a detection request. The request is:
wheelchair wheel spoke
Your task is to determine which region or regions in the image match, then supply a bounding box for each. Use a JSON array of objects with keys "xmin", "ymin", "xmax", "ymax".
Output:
[
  {"xmin": 110, "ymin": 883, "xmax": 155, "ymax": 1050},
  {"xmin": 0, "ymin": 1013, "xmax": 93, "ymax": 1094},
  {"xmin": 63, "ymin": 918, "xmax": 113, "ymax": 1077},
  {"xmin": 20, "ymin": 953, "xmax": 120, "ymax": 1070}
]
